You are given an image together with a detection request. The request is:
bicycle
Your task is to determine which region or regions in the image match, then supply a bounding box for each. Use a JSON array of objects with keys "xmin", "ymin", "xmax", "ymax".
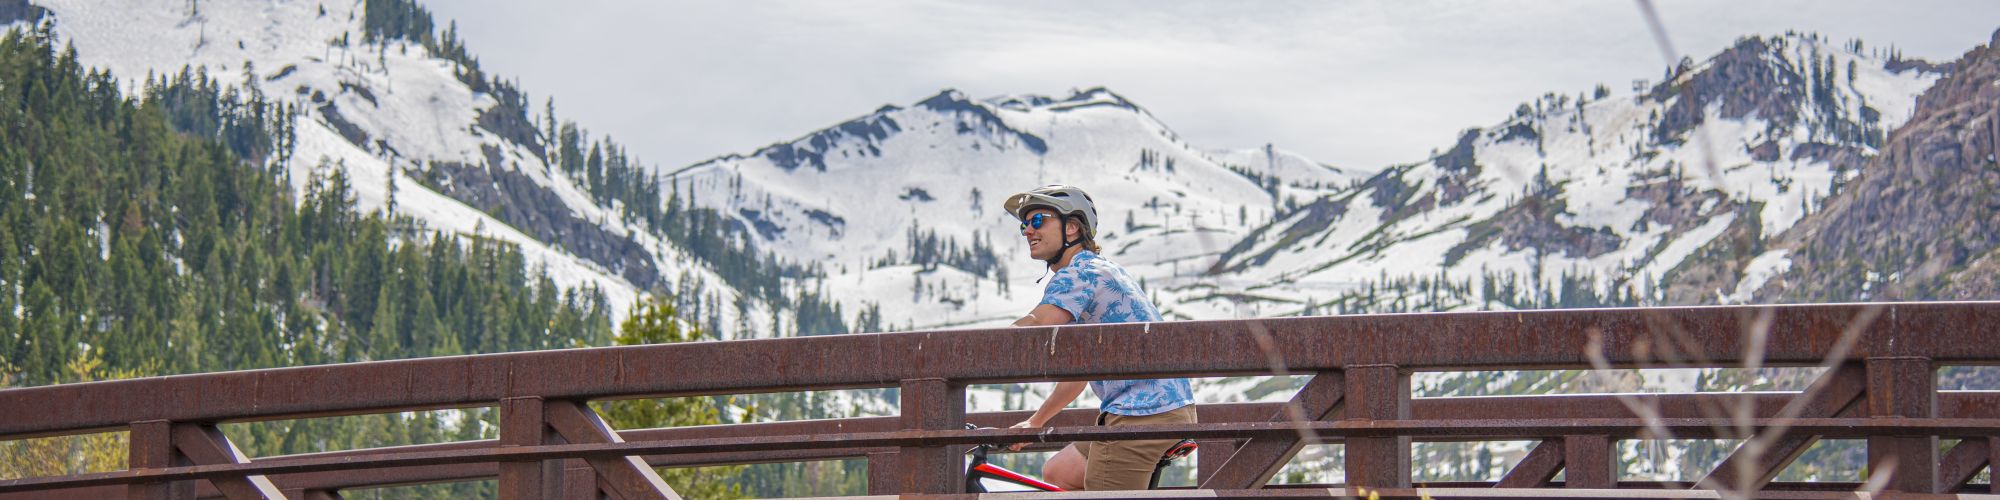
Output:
[{"xmin": 963, "ymin": 424, "xmax": 1198, "ymax": 492}]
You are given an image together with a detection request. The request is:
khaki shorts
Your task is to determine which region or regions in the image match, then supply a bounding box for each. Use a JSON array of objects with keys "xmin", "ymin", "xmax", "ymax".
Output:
[{"xmin": 1075, "ymin": 405, "xmax": 1197, "ymax": 490}]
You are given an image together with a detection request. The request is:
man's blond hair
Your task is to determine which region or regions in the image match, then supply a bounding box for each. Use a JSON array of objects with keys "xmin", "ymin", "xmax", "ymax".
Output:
[{"xmin": 1070, "ymin": 215, "xmax": 1101, "ymax": 253}]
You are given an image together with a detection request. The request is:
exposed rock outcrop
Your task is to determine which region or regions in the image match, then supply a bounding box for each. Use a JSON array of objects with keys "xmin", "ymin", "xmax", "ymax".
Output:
[
  {"xmin": 420, "ymin": 150, "xmax": 663, "ymax": 289},
  {"xmin": 1773, "ymin": 29, "xmax": 2000, "ymax": 301}
]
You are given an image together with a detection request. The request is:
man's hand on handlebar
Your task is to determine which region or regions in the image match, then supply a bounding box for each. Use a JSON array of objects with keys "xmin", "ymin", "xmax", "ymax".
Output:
[{"xmin": 1006, "ymin": 420, "xmax": 1038, "ymax": 451}]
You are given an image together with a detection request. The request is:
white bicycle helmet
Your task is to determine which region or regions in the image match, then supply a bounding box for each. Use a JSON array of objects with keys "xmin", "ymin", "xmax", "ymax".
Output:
[{"xmin": 1004, "ymin": 185, "xmax": 1099, "ymax": 267}]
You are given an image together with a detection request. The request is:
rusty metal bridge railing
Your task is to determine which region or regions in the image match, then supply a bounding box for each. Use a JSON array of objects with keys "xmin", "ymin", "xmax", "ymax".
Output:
[{"xmin": 2, "ymin": 302, "xmax": 1998, "ymax": 499}]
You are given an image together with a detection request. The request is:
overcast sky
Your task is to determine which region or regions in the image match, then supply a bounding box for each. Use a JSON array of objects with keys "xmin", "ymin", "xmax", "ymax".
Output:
[{"xmin": 421, "ymin": 0, "xmax": 2000, "ymax": 171}]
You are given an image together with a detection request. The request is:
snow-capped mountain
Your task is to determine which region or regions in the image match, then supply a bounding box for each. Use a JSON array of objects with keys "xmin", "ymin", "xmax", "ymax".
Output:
[
  {"xmin": 27, "ymin": 0, "xmax": 747, "ymax": 326},
  {"xmin": 669, "ymin": 87, "xmax": 1362, "ymax": 330},
  {"xmin": 672, "ymin": 32, "xmax": 1951, "ymax": 331},
  {"xmin": 23, "ymin": 0, "xmax": 1362, "ymax": 338},
  {"xmin": 1189, "ymin": 32, "xmax": 1943, "ymax": 314}
]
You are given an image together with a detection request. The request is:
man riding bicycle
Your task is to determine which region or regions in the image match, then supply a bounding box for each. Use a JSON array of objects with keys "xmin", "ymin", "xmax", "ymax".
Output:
[{"xmin": 1003, "ymin": 184, "xmax": 1196, "ymax": 490}]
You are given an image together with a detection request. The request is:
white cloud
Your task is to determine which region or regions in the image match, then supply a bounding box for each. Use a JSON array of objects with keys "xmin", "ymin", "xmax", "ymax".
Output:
[{"xmin": 423, "ymin": 0, "xmax": 2000, "ymax": 170}]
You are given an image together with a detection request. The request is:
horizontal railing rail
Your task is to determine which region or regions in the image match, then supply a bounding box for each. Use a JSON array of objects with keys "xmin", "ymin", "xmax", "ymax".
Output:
[{"xmin": 1, "ymin": 302, "xmax": 1995, "ymax": 498}]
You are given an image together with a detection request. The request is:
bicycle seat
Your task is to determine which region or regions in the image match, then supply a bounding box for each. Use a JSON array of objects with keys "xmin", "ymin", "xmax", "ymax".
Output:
[
  {"xmin": 1158, "ymin": 439, "xmax": 1197, "ymax": 463},
  {"xmin": 1145, "ymin": 439, "xmax": 1199, "ymax": 489}
]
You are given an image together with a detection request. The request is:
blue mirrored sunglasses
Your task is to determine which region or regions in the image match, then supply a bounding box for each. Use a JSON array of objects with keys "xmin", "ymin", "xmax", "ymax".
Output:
[{"xmin": 1019, "ymin": 213, "xmax": 1056, "ymax": 231}]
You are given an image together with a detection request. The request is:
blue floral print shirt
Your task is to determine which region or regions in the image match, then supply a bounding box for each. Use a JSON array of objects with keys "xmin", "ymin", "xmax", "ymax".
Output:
[{"xmin": 1038, "ymin": 250, "xmax": 1193, "ymax": 416}]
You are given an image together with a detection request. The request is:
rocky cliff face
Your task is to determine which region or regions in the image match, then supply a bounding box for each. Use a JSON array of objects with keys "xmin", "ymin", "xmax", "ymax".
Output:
[
  {"xmin": 1766, "ymin": 29, "xmax": 2000, "ymax": 301},
  {"xmin": 422, "ymin": 154, "xmax": 663, "ymax": 289}
]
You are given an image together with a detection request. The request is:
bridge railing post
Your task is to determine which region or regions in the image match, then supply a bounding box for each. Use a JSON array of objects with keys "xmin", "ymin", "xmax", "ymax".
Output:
[
  {"xmin": 1866, "ymin": 356, "xmax": 1939, "ymax": 493},
  {"xmin": 1342, "ymin": 364, "xmax": 1410, "ymax": 490},
  {"xmin": 1562, "ymin": 435, "xmax": 1615, "ymax": 489},
  {"xmin": 896, "ymin": 377, "xmax": 964, "ymax": 493},
  {"xmin": 127, "ymin": 419, "xmax": 193, "ymax": 500},
  {"xmin": 498, "ymin": 396, "xmax": 562, "ymax": 499}
]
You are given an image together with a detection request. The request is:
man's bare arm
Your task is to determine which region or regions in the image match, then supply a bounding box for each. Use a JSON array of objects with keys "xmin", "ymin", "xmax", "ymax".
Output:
[
  {"xmin": 1023, "ymin": 381, "xmax": 1087, "ymax": 426},
  {"xmin": 1009, "ymin": 380, "xmax": 1087, "ymax": 450},
  {"xmin": 1007, "ymin": 304, "xmax": 1082, "ymax": 450},
  {"xmin": 1012, "ymin": 303, "xmax": 1074, "ymax": 327}
]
